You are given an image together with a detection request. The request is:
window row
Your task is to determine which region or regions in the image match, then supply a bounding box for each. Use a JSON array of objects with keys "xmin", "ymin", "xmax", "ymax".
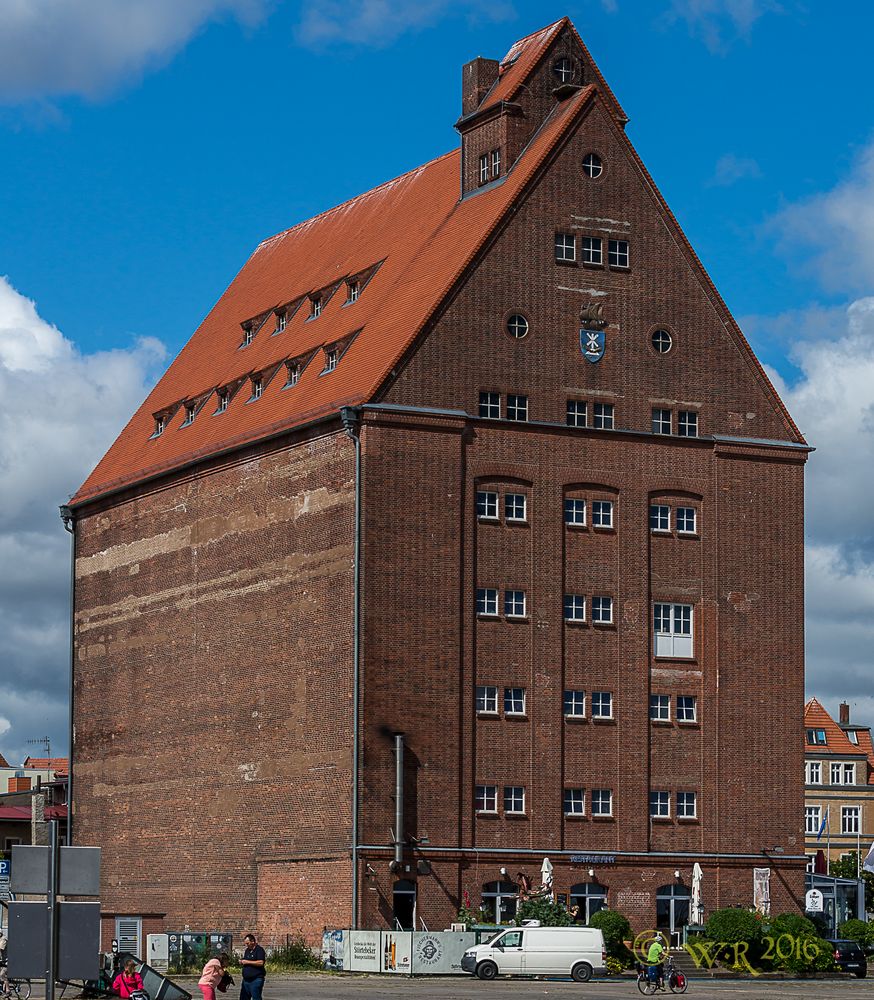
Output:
[
  {"xmin": 804, "ymin": 761, "xmax": 856, "ymax": 785},
  {"xmin": 475, "ymin": 589, "xmax": 615, "ymax": 624},
  {"xmin": 475, "ymin": 787, "xmax": 698, "ymax": 819},
  {"xmin": 650, "ymin": 504, "xmax": 697, "ymax": 535},
  {"xmin": 649, "ymin": 694, "xmax": 698, "ymax": 723},
  {"xmin": 478, "ymin": 149, "xmax": 501, "ymax": 185},
  {"xmin": 563, "ymin": 594, "xmax": 614, "ymax": 624},
  {"xmin": 555, "ymin": 233, "xmax": 630, "ymax": 269},
  {"xmin": 650, "ymin": 791, "xmax": 698, "ymax": 819},
  {"xmin": 805, "ymin": 805, "xmax": 860, "ymax": 835},
  {"xmin": 478, "ymin": 393, "xmax": 702, "ymax": 438},
  {"xmin": 475, "ymin": 688, "xmax": 697, "ymax": 724}
]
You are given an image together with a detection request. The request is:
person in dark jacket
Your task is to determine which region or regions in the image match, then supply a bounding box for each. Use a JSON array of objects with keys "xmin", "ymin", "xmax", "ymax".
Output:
[{"xmin": 239, "ymin": 934, "xmax": 266, "ymax": 1000}]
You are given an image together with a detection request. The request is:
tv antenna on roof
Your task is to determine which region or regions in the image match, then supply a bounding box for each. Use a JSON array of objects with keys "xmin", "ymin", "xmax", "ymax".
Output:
[{"xmin": 27, "ymin": 736, "xmax": 51, "ymax": 759}]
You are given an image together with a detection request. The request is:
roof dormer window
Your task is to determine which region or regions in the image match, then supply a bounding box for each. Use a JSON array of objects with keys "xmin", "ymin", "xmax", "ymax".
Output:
[
  {"xmin": 241, "ymin": 326, "xmax": 254, "ymax": 348},
  {"xmin": 285, "ymin": 361, "xmax": 302, "ymax": 387},
  {"xmin": 215, "ymin": 390, "xmax": 229, "ymax": 414},
  {"xmin": 181, "ymin": 403, "xmax": 197, "ymax": 426},
  {"xmin": 310, "ymin": 296, "xmax": 322, "ymax": 319},
  {"xmin": 479, "ymin": 154, "xmax": 489, "ymax": 185},
  {"xmin": 275, "ymin": 311, "xmax": 287, "ymax": 333},
  {"xmin": 153, "ymin": 415, "xmax": 166, "ymax": 437},
  {"xmin": 347, "ymin": 280, "xmax": 360, "ymax": 304},
  {"xmin": 491, "ymin": 148, "xmax": 501, "ymax": 179},
  {"xmin": 250, "ymin": 376, "xmax": 263, "ymax": 401},
  {"xmin": 323, "ymin": 348, "xmax": 338, "ymax": 373}
]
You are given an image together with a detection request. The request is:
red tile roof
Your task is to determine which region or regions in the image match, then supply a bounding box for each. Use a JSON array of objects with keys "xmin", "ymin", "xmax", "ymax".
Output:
[
  {"xmin": 71, "ymin": 84, "xmax": 599, "ymax": 507},
  {"xmin": 0, "ymin": 752, "xmax": 8, "ymax": 768},
  {"xmin": 804, "ymin": 698, "xmax": 864, "ymax": 756},
  {"xmin": 22, "ymin": 756, "xmax": 69, "ymax": 772}
]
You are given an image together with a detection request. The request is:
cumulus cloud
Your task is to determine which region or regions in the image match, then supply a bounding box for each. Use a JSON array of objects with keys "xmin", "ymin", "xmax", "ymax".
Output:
[
  {"xmin": 0, "ymin": 276, "xmax": 164, "ymax": 765},
  {"xmin": 763, "ymin": 298, "xmax": 874, "ymax": 721},
  {"xmin": 664, "ymin": 0, "xmax": 783, "ymax": 50},
  {"xmin": 294, "ymin": 0, "xmax": 513, "ymax": 48},
  {"xmin": 0, "ymin": 0, "xmax": 269, "ymax": 103},
  {"xmin": 708, "ymin": 152, "xmax": 762, "ymax": 187},
  {"xmin": 769, "ymin": 137, "xmax": 874, "ymax": 296}
]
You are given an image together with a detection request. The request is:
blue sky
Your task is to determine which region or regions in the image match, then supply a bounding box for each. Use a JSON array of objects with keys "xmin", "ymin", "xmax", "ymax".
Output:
[{"xmin": 2, "ymin": 0, "xmax": 874, "ymax": 764}]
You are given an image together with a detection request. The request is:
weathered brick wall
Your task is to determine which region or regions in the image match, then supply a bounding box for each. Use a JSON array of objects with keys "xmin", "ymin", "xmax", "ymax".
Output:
[{"xmin": 73, "ymin": 427, "xmax": 355, "ymax": 940}]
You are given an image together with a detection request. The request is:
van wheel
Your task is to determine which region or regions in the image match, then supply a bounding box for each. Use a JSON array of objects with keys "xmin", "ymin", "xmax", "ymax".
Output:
[
  {"xmin": 476, "ymin": 961, "xmax": 498, "ymax": 981},
  {"xmin": 572, "ymin": 962, "xmax": 593, "ymax": 982}
]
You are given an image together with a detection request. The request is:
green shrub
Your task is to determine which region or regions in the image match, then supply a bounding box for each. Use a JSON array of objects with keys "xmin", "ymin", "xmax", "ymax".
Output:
[
  {"xmin": 588, "ymin": 909, "xmax": 634, "ymax": 967},
  {"xmin": 704, "ymin": 908, "xmax": 764, "ymax": 945},
  {"xmin": 605, "ymin": 956, "xmax": 625, "ymax": 976},
  {"xmin": 763, "ymin": 913, "xmax": 833, "ymax": 974},
  {"xmin": 515, "ymin": 897, "xmax": 573, "ymax": 926},
  {"xmin": 767, "ymin": 912, "xmax": 818, "ymax": 940},
  {"xmin": 838, "ymin": 918, "xmax": 872, "ymax": 948},
  {"xmin": 774, "ymin": 937, "xmax": 835, "ymax": 975},
  {"xmin": 267, "ymin": 935, "xmax": 319, "ymax": 971}
]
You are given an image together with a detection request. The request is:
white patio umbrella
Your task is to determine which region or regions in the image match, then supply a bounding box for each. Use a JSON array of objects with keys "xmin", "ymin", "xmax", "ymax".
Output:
[
  {"xmin": 541, "ymin": 856, "xmax": 554, "ymax": 889},
  {"xmin": 691, "ymin": 863, "xmax": 704, "ymax": 923}
]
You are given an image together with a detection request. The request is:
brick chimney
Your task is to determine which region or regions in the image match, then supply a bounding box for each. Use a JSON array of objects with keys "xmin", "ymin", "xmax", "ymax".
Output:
[
  {"xmin": 8, "ymin": 776, "xmax": 31, "ymax": 793},
  {"xmin": 839, "ymin": 702, "xmax": 850, "ymax": 725},
  {"xmin": 462, "ymin": 57, "xmax": 499, "ymax": 116}
]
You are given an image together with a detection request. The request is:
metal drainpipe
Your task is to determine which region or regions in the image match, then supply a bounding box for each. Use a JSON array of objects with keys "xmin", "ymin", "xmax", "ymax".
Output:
[
  {"xmin": 340, "ymin": 408, "xmax": 362, "ymax": 928},
  {"xmin": 394, "ymin": 734, "xmax": 404, "ymax": 868},
  {"xmin": 59, "ymin": 504, "xmax": 75, "ymax": 844}
]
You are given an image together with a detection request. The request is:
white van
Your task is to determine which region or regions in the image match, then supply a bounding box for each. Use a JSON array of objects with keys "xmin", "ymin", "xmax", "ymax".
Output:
[{"xmin": 460, "ymin": 925, "xmax": 607, "ymax": 981}]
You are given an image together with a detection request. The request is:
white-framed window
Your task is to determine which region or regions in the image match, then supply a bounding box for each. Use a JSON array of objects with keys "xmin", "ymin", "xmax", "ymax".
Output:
[
  {"xmin": 506, "ymin": 314, "xmax": 529, "ymax": 339},
  {"xmin": 676, "ymin": 695, "xmax": 697, "ymax": 722},
  {"xmin": 848, "ymin": 730, "xmax": 859, "ymax": 744},
  {"xmin": 582, "ymin": 152, "xmax": 602, "ymax": 178},
  {"xmin": 831, "ymin": 762, "xmax": 856, "ymax": 785},
  {"xmin": 581, "ymin": 236, "xmax": 602, "ymax": 265},
  {"xmin": 591, "ymin": 789, "xmax": 613, "ymax": 816},
  {"xmin": 491, "ymin": 148, "xmax": 501, "ymax": 178},
  {"xmin": 678, "ymin": 410, "xmax": 698, "ymax": 437},
  {"xmin": 564, "ymin": 689, "xmax": 586, "ymax": 717},
  {"xmin": 285, "ymin": 361, "xmax": 302, "ymax": 387},
  {"xmin": 652, "ymin": 408, "xmax": 671, "ymax": 435},
  {"xmin": 594, "ymin": 403, "xmax": 614, "ymax": 429},
  {"xmin": 676, "ymin": 507, "xmax": 697, "ymax": 534},
  {"xmin": 650, "ymin": 791, "xmax": 670, "ymax": 818},
  {"xmin": 592, "ymin": 500, "xmax": 613, "ymax": 528},
  {"xmin": 564, "ymin": 498, "xmax": 586, "ymax": 526},
  {"xmin": 564, "ymin": 788, "xmax": 585, "ymax": 816},
  {"xmin": 475, "ymin": 784, "xmax": 498, "ymax": 813},
  {"xmin": 567, "ymin": 400, "xmax": 587, "ymax": 427},
  {"xmin": 650, "ymin": 695, "xmax": 670, "ymax": 722},
  {"xmin": 805, "ymin": 805, "xmax": 821, "ymax": 835},
  {"xmin": 507, "ymin": 394, "xmax": 528, "ymax": 421},
  {"xmin": 153, "ymin": 415, "xmax": 166, "ymax": 436},
  {"xmin": 652, "ymin": 329, "xmax": 673, "ymax": 354},
  {"xmin": 608, "ymin": 239, "xmax": 629, "ymax": 268},
  {"xmin": 504, "ymin": 590, "xmax": 526, "ymax": 618},
  {"xmin": 842, "ymin": 807, "xmax": 860, "ymax": 834},
  {"xmin": 654, "ymin": 603, "xmax": 693, "ymax": 658},
  {"xmin": 555, "ymin": 233, "xmax": 576, "ymax": 262},
  {"xmin": 476, "ymin": 588, "xmax": 498, "ymax": 616},
  {"xmin": 504, "ymin": 785, "xmax": 525, "ymax": 814},
  {"xmin": 347, "ymin": 280, "xmax": 360, "ymax": 303},
  {"xmin": 805, "ymin": 761, "xmax": 822, "ymax": 784},
  {"xmin": 650, "ymin": 504, "xmax": 670, "ymax": 532},
  {"xmin": 250, "ymin": 377, "xmax": 263, "ymax": 400},
  {"xmin": 505, "ymin": 493, "xmax": 527, "ymax": 522},
  {"xmin": 181, "ymin": 403, "xmax": 196, "ymax": 426},
  {"xmin": 806, "ymin": 728, "xmax": 827, "ymax": 745},
  {"xmin": 553, "ymin": 57, "xmax": 573, "ymax": 83},
  {"xmin": 215, "ymin": 391, "xmax": 228, "ymax": 414},
  {"xmin": 476, "ymin": 685, "xmax": 498, "ymax": 714},
  {"xmin": 564, "ymin": 594, "xmax": 586, "ymax": 622},
  {"xmin": 677, "ymin": 791, "xmax": 697, "ymax": 818},
  {"xmin": 241, "ymin": 327, "xmax": 254, "ymax": 347},
  {"xmin": 831, "ymin": 762, "xmax": 842, "ymax": 784},
  {"xmin": 591, "ymin": 691, "xmax": 613, "ymax": 719},
  {"xmin": 310, "ymin": 296, "xmax": 322, "ymax": 318},
  {"xmin": 479, "ymin": 392, "xmax": 501, "ymax": 419},
  {"xmin": 844, "ymin": 762, "xmax": 856, "ymax": 784},
  {"xmin": 275, "ymin": 311, "xmax": 287, "ymax": 332},
  {"xmin": 323, "ymin": 348, "xmax": 338, "ymax": 372},
  {"xmin": 806, "ymin": 854, "xmax": 817, "ymax": 873},
  {"xmin": 592, "ymin": 596, "xmax": 613, "ymax": 624},
  {"xmin": 476, "ymin": 490, "xmax": 498, "ymax": 520},
  {"xmin": 504, "ymin": 687, "xmax": 526, "ymax": 715},
  {"xmin": 479, "ymin": 154, "xmax": 489, "ymax": 184}
]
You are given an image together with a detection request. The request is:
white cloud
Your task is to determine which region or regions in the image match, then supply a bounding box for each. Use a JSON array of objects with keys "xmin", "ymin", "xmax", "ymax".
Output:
[
  {"xmin": 664, "ymin": 0, "xmax": 783, "ymax": 50},
  {"xmin": 294, "ymin": 0, "xmax": 513, "ymax": 48},
  {"xmin": 708, "ymin": 152, "xmax": 761, "ymax": 187},
  {"xmin": 0, "ymin": 0, "xmax": 269, "ymax": 103},
  {"xmin": 769, "ymin": 137, "xmax": 874, "ymax": 296},
  {"xmin": 0, "ymin": 276, "xmax": 164, "ymax": 765}
]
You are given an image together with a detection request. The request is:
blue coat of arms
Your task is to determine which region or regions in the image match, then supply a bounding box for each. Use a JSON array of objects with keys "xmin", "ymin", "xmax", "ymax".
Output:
[{"xmin": 580, "ymin": 327, "xmax": 605, "ymax": 364}]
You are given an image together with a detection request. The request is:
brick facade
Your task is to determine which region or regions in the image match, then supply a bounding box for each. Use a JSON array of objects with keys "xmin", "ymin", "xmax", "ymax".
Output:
[{"xmin": 69, "ymin": 18, "xmax": 808, "ymax": 949}]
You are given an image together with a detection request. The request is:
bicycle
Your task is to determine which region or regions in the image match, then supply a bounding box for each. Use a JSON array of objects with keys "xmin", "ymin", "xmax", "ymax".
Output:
[
  {"xmin": 636, "ymin": 956, "xmax": 688, "ymax": 994},
  {"xmin": 3, "ymin": 979, "xmax": 32, "ymax": 1000}
]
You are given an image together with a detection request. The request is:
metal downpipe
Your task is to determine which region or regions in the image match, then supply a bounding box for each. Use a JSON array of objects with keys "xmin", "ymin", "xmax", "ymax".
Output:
[
  {"xmin": 59, "ymin": 505, "xmax": 75, "ymax": 844},
  {"xmin": 394, "ymin": 734, "xmax": 404, "ymax": 867}
]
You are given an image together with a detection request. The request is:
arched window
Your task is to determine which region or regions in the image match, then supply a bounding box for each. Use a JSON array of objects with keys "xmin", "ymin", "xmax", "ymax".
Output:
[
  {"xmin": 392, "ymin": 879, "xmax": 416, "ymax": 930},
  {"xmin": 655, "ymin": 883, "xmax": 690, "ymax": 944},
  {"xmin": 569, "ymin": 882, "xmax": 607, "ymax": 923},
  {"xmin": 482, "ymin": 880, "xmax": 518, "ymax": 924}
]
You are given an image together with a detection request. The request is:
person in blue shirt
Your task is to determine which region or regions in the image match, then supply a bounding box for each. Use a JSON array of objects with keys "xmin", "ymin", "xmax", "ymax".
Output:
[{"xmin": 240, "ymin": 934, "xmax": 266, "ymax": 1000}]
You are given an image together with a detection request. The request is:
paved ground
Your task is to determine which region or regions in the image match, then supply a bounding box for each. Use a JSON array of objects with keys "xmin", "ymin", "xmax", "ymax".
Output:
[{"xmin": 161, "ymin": 972, "xmax": 870, "ymax": 1000}]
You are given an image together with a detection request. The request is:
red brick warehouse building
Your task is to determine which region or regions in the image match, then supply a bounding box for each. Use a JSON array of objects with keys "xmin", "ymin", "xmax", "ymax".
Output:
[{"xmin": 66, "ymin": 17, "xmax": 810, "ymax": 950}]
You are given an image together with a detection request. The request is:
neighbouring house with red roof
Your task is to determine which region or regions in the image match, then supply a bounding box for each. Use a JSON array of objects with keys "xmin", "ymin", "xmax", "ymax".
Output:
[
  {"xmin": 0, "ymin": 757, "xmax": 69, "ymax": 853},
  {"xmin": 65, "ymin": 17, "xmax": 810, "ymax": 953},
  {"xmin": 804, "ymin": 699, "xmax": 874, "ymax": 869}
]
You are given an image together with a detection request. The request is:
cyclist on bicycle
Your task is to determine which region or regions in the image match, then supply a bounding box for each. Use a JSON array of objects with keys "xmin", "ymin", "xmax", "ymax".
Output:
[{"xmin": 646, "ymin": 938, "xmax": 665, "ymax": 986}]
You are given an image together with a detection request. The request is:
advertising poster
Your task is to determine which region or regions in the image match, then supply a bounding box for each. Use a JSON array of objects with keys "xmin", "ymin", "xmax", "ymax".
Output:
[
  {"xmin": 321, "ymin": 929, "xmax": 348, "ymax": 970},
  {"xmin": 380, "ymin": 931, "xmax": 412, "ymax": 973},
  {"xmin": 348, "ymin": 930, "xmax": 382, "ymax": 972},
  {"xmin": 411, "ymin": 931, "xmax": 477, "ymax": 975}
]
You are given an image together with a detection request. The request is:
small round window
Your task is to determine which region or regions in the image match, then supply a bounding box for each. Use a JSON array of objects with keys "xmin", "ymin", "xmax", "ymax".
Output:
[
  {"xmin": 652, "ymin": 329, "xmax": 673, "ymax": 354},
  {"xmin": 506, "ymin": 314, "xmax": 529, "ymax": 339},
  {"xmin": 553, "ymin": 57, "xmax": 574, "ymax": 84},
  {"xmin": 583, "ymin": 153, "xmax": 603, "ymax": 178}
]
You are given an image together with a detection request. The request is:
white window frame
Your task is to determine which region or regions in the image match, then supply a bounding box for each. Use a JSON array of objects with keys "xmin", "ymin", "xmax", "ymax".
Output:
[
  {"xmin": 831, "ymin": 762, "xmax": 842, "ymax": 784},
  {"xmin": 323, "ymin": 348, "xmax": 338, "ymax": 372},
  {"xmin": 564, "ymin": 689, "xmax": 586, "ymax": 717},
  {"xmin": 677, "ymin": 791, "xmax": 697, "ymax": 819},
  {"xmin": 581, "ymin": 235, "xmax": 602, "ymax": 265},
  {"xmin": 504, "ymin": 687, "xmax": 526, "ymax": 716},
  {"xmin": 347, "ymin": 280, "xmax": 360, "ymax": 303},
  {"xmin": 491, "ymin": 148, "xmax": 501, "ymax": 178},
  {"xmin": 311, "ymin": 297, "xmax": 322, "ymax": 318},
  {"xmin": 475, "ymin": 784, "xmax": 498, "ymax": 813},
  {"xmin": 251, "ymin": 377, "xmax": 263, "ymax": 400},
  {"xmin": 505, "ymin": 493, "xmax": 527, "ymax": 522},
  {"xmin": 676, "ymin": 507, "xmax": 697, "ymax": 534},
  {"xmin": 479, "ymin": 392, "xmax": 501, "ymax": 419},
  {"xmin": 806, "ymin": 728, "xmax": 827, "ymax": 745},
  {"xmin": 594, "ymin": 403, "xmax": 614, "ymax": 429},
  {"xmin": 805, "ymin": 805, "xmax": 821, "ymax": 835},
  {"xmin": 507, "ymin": 394, "xmax": 528, "ymax": 422},
  {"xmin": 652, "ymin": 408, "xmax": 671, "ymax": 435},
  {"xmin": 476, "ymin": 588, "xmax": 498, "ymax": 616},
  {"xmin": 654, "ymin": 603, "xmax": 693, "ymax": 658},
  {"xmin": 564, "ymin": 498, "xmax": 586, "ymax": 527},
  {"xmin": 591, "ymin": 789, "xmax": 613, "ymax": 817},
  {"xmin": 215, "ymin": 391, "xmax": 228, "ymax": 414},
  {"xmin": 608, "ymin": 238, "xmax": 629, "ymax": 268},
  {"xmin": 592, "ymin": 500, "xmax": 613, "ymax": 528},
  {"xmin": 564, "ymin": 594, "xmax": 586, "ymax": 623},
  {"xmin": 555, "ymin": 233, "xmax": 576, "ymax": 262},
  {"xmin": 844, "ymin": 762, "xmax": 855, "ymax": 784},
  {"xmin": 842, "ymin": 807, "xmax": 860, "ymax": 834},
  {"xmin": 650, "ymin": 791, "xmax": 670, "ymax": 818},
  {"xmin": 476, "ymin": 490, "xmax": 498, "ymax": 520},
  {"xmin": 504, "ymin": 590, "xmax": 526, "ymax": 618},
  {"xmin": 285, "ymin": 361, "xmax": 301, "ymax": 387},
  {"xmin": 650, "ymin": 695, "xmax": 670, "ymax": 722},
  {"xmin": 678, "ymin": 410, "xmax": 698, "ymax": 437},
  {"xmin": 154, "ymin": 415, "xmax": 165, "ymax": 436},
  {"xmin": 476, "ymin": 685, "xmax": 498, "ymax": 714},
  {"xmin": 504, "ymin": 785, "xmax": 525, "ymax": 814},
  {"xmin": 805, "ymin": 761, "xmax": 822, "ymax": 784},
  {"xmin": 591, "ymin": 596, "xmax": 613, "ymax": 624},
  {"xmin": 566, "ymin": 400, "xmax": 587, "ymax": 427},
  {"xmin": 506, "ymin": 314, "xmax": 529, "ymax": 339},
  {"xmin": 650, "ymin": 504, "xmax": 670, "ymax": 532},
  {"xmin": 182, "ymin": 403, "xmax": 196, "ymax": 426},
  {"xmin": 479, "ymin": 154, "xmax": 489, "ymax": 184},
  {"xmin": 564, "ymin": 788, "xmax": 585, "ymax": 816},
  {"xmin": 591, "ymin": 691, "xmax": 613, "ymax": 719},
  {"xmin": 242, "ymin": 327, "xmax": 254, "ymax": 347},
  {"xmin": 275, "ymin": 311, "xmax": 287, "ymax": 332},
  {"xmin": 553, "ymin": 57, "xmax": 573, "ymax": 83},
  {"xmin": 676, "ymin": 695, "xmax": 697, "ymax": 723},
  {"xmin": 582, "ymin": 152, "xmax": 602, "ymax": 178}
]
